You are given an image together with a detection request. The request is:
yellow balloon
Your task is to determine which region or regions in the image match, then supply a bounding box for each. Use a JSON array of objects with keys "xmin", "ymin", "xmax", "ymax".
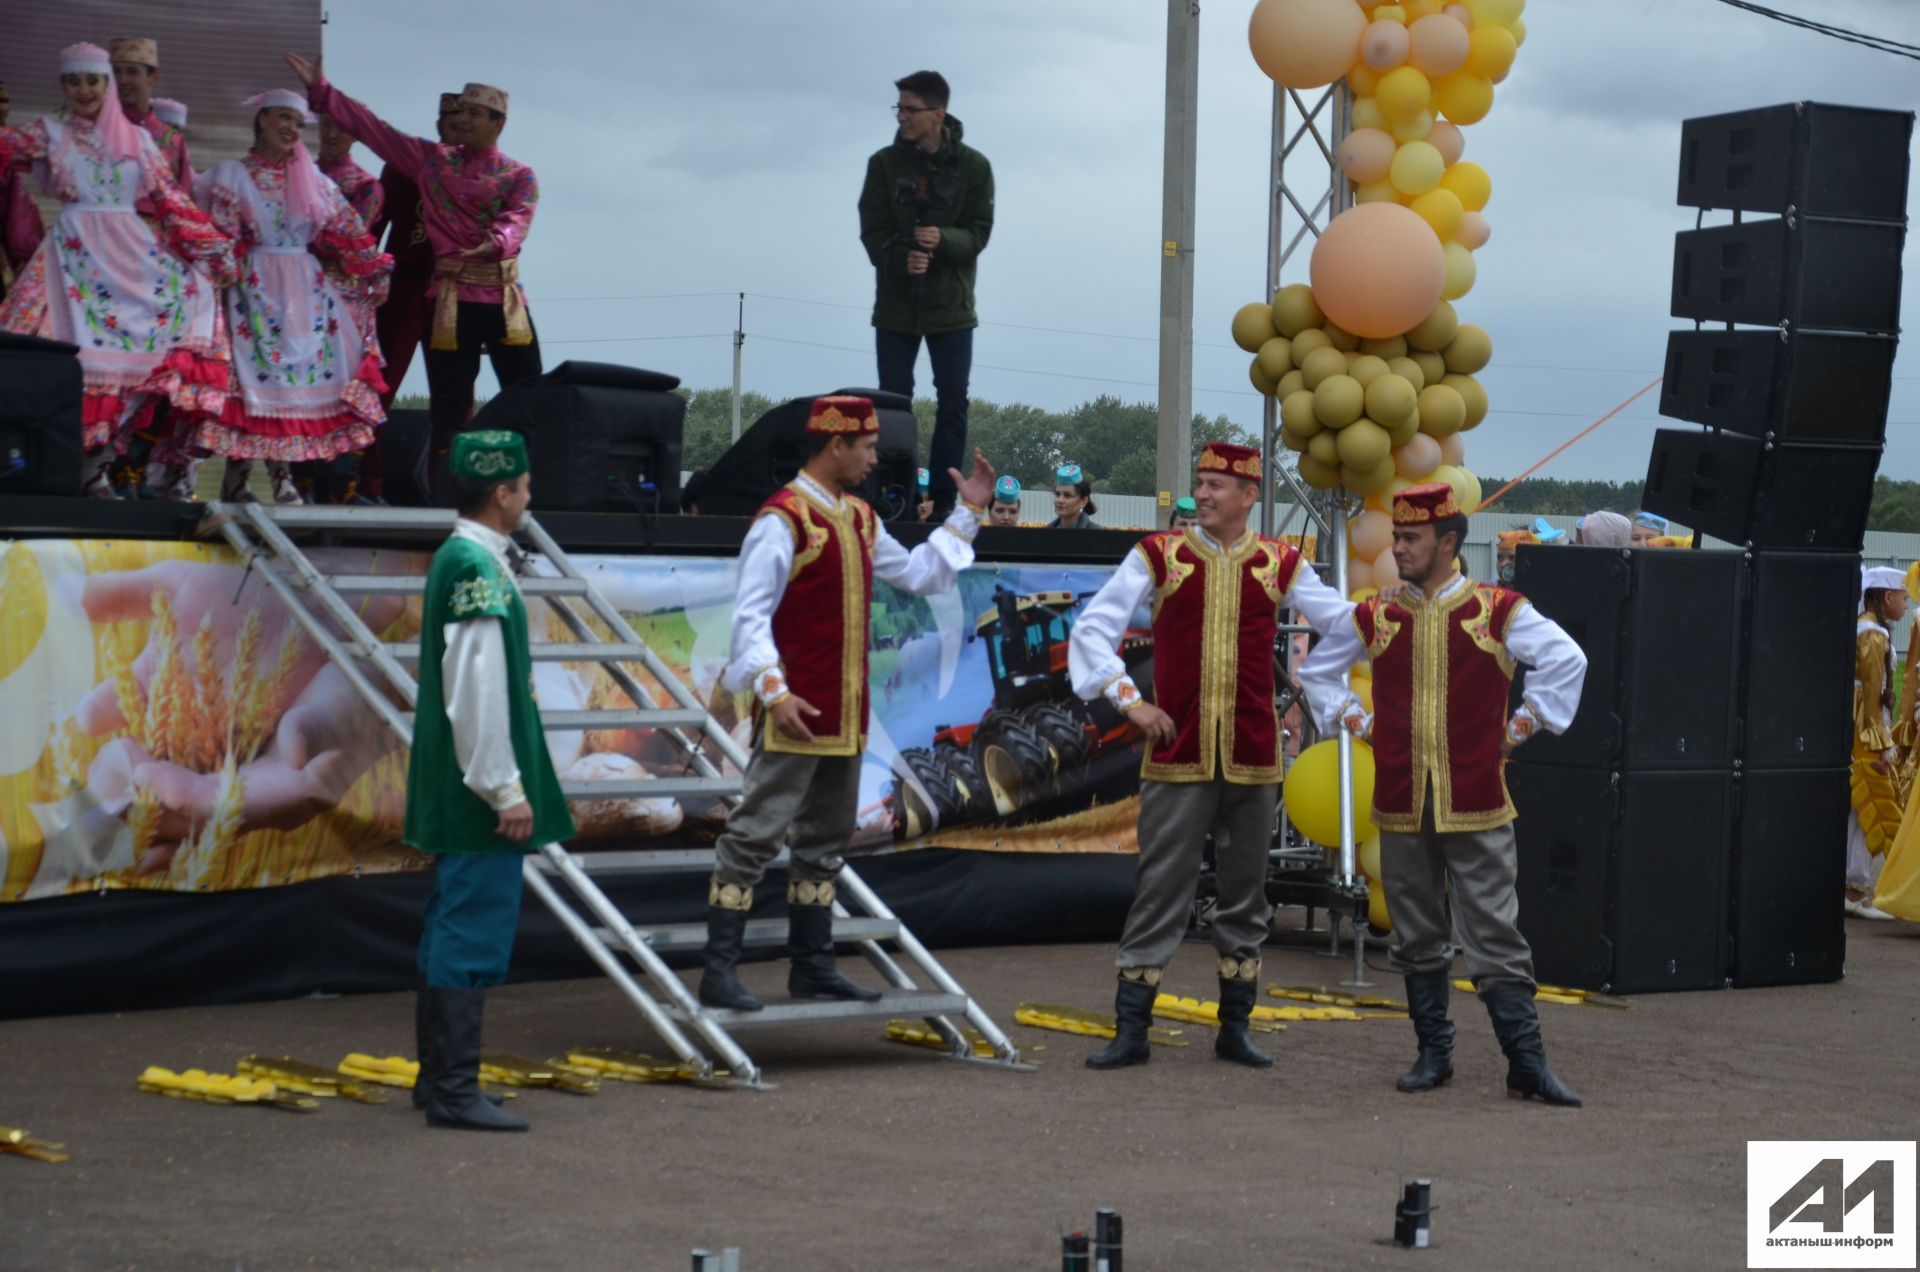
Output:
[
  {"xmin": 1349, "ymin": 585, "xmax": 1379, "ymax": 605},
  {"xmin": 1301, "ymin": 345, "xmax": 1351, "ymax": 390},
  {"xmin": 1359, "ymin": 335, "xmax": 1408, "ymax": 359},
  {"xmin": 1323, "ymin": 321, "xmax": 1362, "ymax": 352},
  {"xmin": 1251, "ymin": 356, "xmax": 1280, "ymax": 396},
  {"xmin": 1372, "ymin": 4, "xmax": 1408, "ymax": 19},
  {"xmin": 1438, "ymin": 160, "xmax": 1492, "ymax": 211},
  {"xmin": 1271, "ymin": 282, "xmax": 1325, "ymax": 337},
  {"xmin": 1468, "ymin": 0, "xmax": 1523, "ymax": 26},
  {"xmin": 1232, "ymin": 302, "xmax": 1280, "ymax": 353},
  {"xmin": 1347, "ymin": 354, "xmax": 1391, "ymax": 387},
  {"xmin": 1351, "ymin": 97, "xmax": 1388, "ymax": 132},
  {"xmin": 1442, "ymin": 372, "xmax": 1488, "ymax": 428},
  {"xmin": 1368, "ymin": 883, "xmax": 1393, "ymax": 932},
  {"xmin": 1297, "ymin": 453, "xmax": 1341, "ymax": 490},
  {"xmin": 1410, "ymin": 186, "xmax": 1464, "ymax": 241},
  {"xmin": 1357, "ymin": 832, "xmax": 1382, "ymax": 879},
  {"xmin": 1387, "ymin": 413, "xmax": 1421, "ymax": 449},
  {"xmin": 1284, "ymin": 740, "xmax": 1378, "ymax": 849},
  {"xmin": 1403, "ymin": 0, "xmax": 1443, "ymax": 19},
  {"xmin": 1345, "ymin": 453, "xmax": 1399, "ymax": 495},
  {"xmin": 1416, "ymin": 383, "xmax": 1466, "ymax": 438},
  {"xmin": 1388, "ymin": 140, "xmax": 1445, "ymax": 196},
  {"xmin": 1388, "ymin": 110, "xmax": 1434, "ymax": 144},
  {"xmin": 1364, "ymin": 372, "xmax": 1418, "ymax": 425},
  {"xmin": 1441, "ymin": 240, "xmax": 1477, "ymax": 299},
  {"xmin": 1308, "ymin": 429, "xmax": 1341, "ymax": 468},
  {"xmin": 1281, "ymin": 388, "xmax": 1322, "ymax": 436},
  {"xmin": 1279, "ymin": 424, "xmax": 1313, "ymax": 453},
  {"xmin": 1465, "ymin": 23, "xmax": 1517, "ymax": 79},
  {"xmin": 1405, "ymin": 299, "xmax": 1458, "ymax": 352},
  {"xmin": 1348, "ymin": 63, "xmax": 1385, "ymax": 99},
  {"xmin": 1376, "ymin": 66, "xmax": 1432, "ymax": 121},
  {"xmin": 1354, "ymin": 179, "xmax": 1399, "ymax": 204},
  {"xmin": 1277, "ymin": 369, "xmax": 1307, "ymax": 398},
  {"xmin": 1457, "ymin": 466, "xmax": 1483, "ymax": 514},
  {"xmin": 1315, "ymin": 374, "xmax": 1367, "ymax": 428},
  {"xmin": 1291, "ymin": 325, "xmax": 1334, "ymax": 358},
  {"xmin": 1433, "ymin": 72, "xmax": 1493, "ymax": 125},
  {"xmin": 1411, "ymin": 350, "xmax": 1448, "ymax": 386},
  {"xmin": 1509, "ymin": 16, "xmax": 1526, "ymax": 46},
  {"xmin": 1386, "ymin": 355, "xmax": 1426, "ymax": 391},
  {"xmin": 1336, "ymin": 417, "xmax": 1392, "ymax": 468},
  {"xmin": 1442, "ymin": 322, "xmax": 1493, "ymax": 373},
  {"xmin": 1257, "ymin": 335, "xmax": 1296, "ymax": 381}
]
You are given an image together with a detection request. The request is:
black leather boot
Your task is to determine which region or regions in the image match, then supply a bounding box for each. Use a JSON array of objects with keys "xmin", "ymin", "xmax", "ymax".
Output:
[
  {"xmin": 1483, "ymin": 982, "xmax": 1582, "ymax": 1107},
  {"xmin": 698, "ymin": 905, "xmax": 764, "ymax": 1011},
  {"xmin": 1396, "ymin": 970, "xmax": 1455, "ymax": 1092},
  {"xmin": 787, "ymin": 897, "xmax": 881, "ymax": 1002},
  {"xmin": 1214, "ymin": 977, "xmax": 1274, "ymax": 1068},
  {"xmin": 1085, "ymin": 976, "xmax": 1157, "ymax": 1070},
  {"xmin": 413, "ymin": 986, "xmax": 504, "ymax": 1109},
  {"xmin": 421, "ymin": 988, "xmax": 529, "ymax": 1131}
]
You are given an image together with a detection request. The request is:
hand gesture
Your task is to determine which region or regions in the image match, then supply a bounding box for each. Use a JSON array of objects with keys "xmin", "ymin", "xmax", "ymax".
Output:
[
  {"xmin": 950, "ymin": 448, "xmax": 997, "ymax": 511},
  {"xmin": 770, "ymin": 694, "xmax": 821, "ymax": 743},
  {"xmin": 1340, "ymin": 703, "xmax": 1372, "ymax": 741},
  {"xmin": 1127, "ymin": 702, "xmax": 1176, "ymax": 748},
  {"xmin": 283, "ymin": 52, "xmax": 322, "ymax": 87},
  {"xmin": 496, "ymin": 800, "xmax": 534, "ymax": 844}
]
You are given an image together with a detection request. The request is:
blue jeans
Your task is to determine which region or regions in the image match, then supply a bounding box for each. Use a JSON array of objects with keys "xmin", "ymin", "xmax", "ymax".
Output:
[{"xmin": 875, "ymin": 327, "xmax": 972, "ymax": 512}]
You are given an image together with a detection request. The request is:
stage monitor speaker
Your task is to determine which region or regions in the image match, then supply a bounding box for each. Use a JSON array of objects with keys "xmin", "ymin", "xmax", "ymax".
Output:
[
  {"xmin": 1658, "ymin": 328, "xmax": 1897, "ymax": 444},
  {"xmin": 1676, "ymin": 102, "xmax": 1914, "ymax": 222},
  {"xmin": 1729, "ymin": 766, "xmax": 1848, "ymax": 987},
  {"xmin": 1742, "ymin": 553, "xmax": 1858, "ymax": 769},
  {"xmin": 467, "ymin": 360, "xmax": 684, "ymax": 514},
  {"xmin": 1642, "ymin": 428, "xmax": 1879, "ymax": 551},
  {"xmin": 696, "ymin": 387, "xmax": 919, "ymax": 519},
  {"xmin": 0, "ymin": 332, "xmax": 83, "ymax": 497},
  {"xmin": 378, "ymin": 408, "xmax": 433, "ymax": 507},
  {"xmin": 1670, "ymin": 218, "xmax": 1906, "ymax": 333},
  {"xmin": 1511, "ymin": 765, "xmax": 1732, "ymax": 994},
  {"xmin": 1510, "ymin": 545, "xmax": 1743, "ymax": 770}
]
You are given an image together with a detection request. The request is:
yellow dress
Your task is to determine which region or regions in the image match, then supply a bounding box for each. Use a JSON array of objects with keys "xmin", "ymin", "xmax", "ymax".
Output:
[
  {"xmin": 1849, "ymin": 617, "xmax": 1905, "ymax": 855},
  {"xmin": 1873, "ymin": 622, "xmax": 1920, "ymax": 920}
]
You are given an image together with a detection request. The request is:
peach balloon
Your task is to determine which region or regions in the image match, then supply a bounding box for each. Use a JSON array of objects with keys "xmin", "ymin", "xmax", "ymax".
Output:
[
  {"xmin": 1443, "ymin": 2, "xmax": 1473, "ymax": 24},
  {"xmin": 1350, "ymin": 508, "xmax": 1395, "ymax": 560},
  {"xmin": 1338, "ymin": 128, "xmax": 1399, "ymax": 184},
  {"xmin": 1456, "ymin": 210, "xmax": 1491, "ymax": 248},
  {"xmin": 1249, "ymin": 0, "xmax": 1368, "ymax": 89},
  {"xmin": 1373, "ymin": 545, "xmax": 1402, "ymax": 585},
  {"xmin": 1407, "ymin": 14, "xmax": 1470, "ymax": 77},
  {"xmin": 1361, "ymin": 18, "xmax": 1412, "ymax": 72},
  {"xmin": 1428, "ymin": 119, "xmax": 1465, "ymax": 165},
  {"xmin": 1309, "ymin": 203, "xmax": 1447, "ymax": 340},
  {"xmin": 1394, "ymin": 432, "xmax": 1442, "ymax": 479},
  {"xmin": 1439, "ymin": 433, "xmax": 1467, "ymax": 466},
  {"xmin": 1347, "ymin": 560, "xmax": 1376, "ymax": 595}
]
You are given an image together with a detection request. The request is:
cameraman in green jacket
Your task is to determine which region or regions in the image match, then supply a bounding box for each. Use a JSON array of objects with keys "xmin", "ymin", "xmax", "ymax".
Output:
[{"xmin": 860, "ymin": 69, "xmax": 994, "ymax": 517}]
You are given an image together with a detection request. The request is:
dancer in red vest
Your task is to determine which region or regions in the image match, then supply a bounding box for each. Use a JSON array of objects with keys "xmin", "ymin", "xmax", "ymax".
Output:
[
  {"xmin": 701, "ymin": 396, "xmax": 997, "ymax": 1010},
  {"xmin": 1302, "ymin": 481, "xmax": 1588, "ymax": 1106},
  {"xmin": 1068, "ymin": 442, "xmax": 1353, "ymax": 1070}
]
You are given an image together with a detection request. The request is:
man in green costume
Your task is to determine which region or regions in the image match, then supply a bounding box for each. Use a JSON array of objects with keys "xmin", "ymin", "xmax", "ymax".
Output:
[{"xmin": 405, "ymin": 430, "xmax": 575, "ymax": 1132}]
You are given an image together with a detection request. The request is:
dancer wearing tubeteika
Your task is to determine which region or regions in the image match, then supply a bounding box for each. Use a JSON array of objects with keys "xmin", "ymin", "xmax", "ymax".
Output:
[{"xmin": 1300, "ymin": 482, "xmax": 1587, "ymax": 1106}]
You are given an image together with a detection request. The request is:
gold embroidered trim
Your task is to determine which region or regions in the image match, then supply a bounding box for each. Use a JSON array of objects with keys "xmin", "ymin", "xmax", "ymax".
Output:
[
  {"xmin": 1119, "ymin": 967, "xmax": 1163, "ymax": 986},
  {"xmin": 448, "ymin": 571, "xmax": 513, "ymax": 619},
  {"xmin": 764, "ymin": 485, "xmax": 870, "ymax": 758},
  {"xmin": 709, "ymin": 879, "xmax": 753, "ymax": 912},
  {"xmin": 787, "ymin": 879, "xmax": 836, "ymax": 907},
  {"xmin": 1217, "ymin": 956, "xmax": 1261, "ymax": 982}
]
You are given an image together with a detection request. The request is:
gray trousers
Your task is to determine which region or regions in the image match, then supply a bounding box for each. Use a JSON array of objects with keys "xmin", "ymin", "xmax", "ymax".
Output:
[
  {"xmin": 1116, "ymin": 778, "xmax": 1276, "ymax": 977},
  {"xmin": 712, "ymin": 741, "xmax": 862, "ymax": 898},
  {"xmin": 1379, "ymin": 810, "xmax": 1535, "ymax": 992}
]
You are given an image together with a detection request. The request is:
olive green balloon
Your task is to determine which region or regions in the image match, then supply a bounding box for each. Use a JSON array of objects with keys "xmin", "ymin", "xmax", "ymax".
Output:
[
  {"xmin": 1271, "ymin": 283, "xmax": 1325, "ymax": 338},
  {"xmin": 1443, "ymin": 372, "xmax": 1489, "ymax": 428},
  {"xmin": 1279, "ymin": 423, "xmax": 1314, "ymax": 453},
  {"xmin": 1281, "ymin": 389, "xmax": 1321, "ymax": 437},
  {"xmin": 1276, "ymin": 369, "xmax": 1307, "ymax": 398},
  {"xmin": 1359, "ymin": 334, "xmax": 1409, "ymax": 359},
  {"xmin": 1323, "ymin": 321, "xmax": 1361, "ymax": 352},
  {"xmin": 1364, "ymin": 373, "xmax": 1419, "ymax": 426},
  {"xmin": 1411, "ymin": 350, "xmax": 1448, "ymax": 386},
  {"xmin": 1291, "ymin": 327, "xmax": 1334, "ymax": 360},
  {"xmin": 1347, "ymin": 354, "xmax": 1391, "ymax": 388},
  {"xmin": 1416, "ymin": 383, "xmax": 1467, "ymax": 438},
  {"xmin": 1314, "ymin": 374, "xmax": 1366, "ymax": 429},
  {"xmin": 1387, "ymin": 414, "xmax": 1422, "ymax": 449},
  {"xmin": 1307, "ymin": 430, "xmax": 1342, "ymax": 468},
  {"xmin": 1387, "ymin": 356, "xmax": 1427, "ymax": 392},
  {"xmin": 1335, "ymin": 418, "xmax": 1392, "ymax": 469},
  {"xmin": 1256, "ymin": 335, "xmax": 1295, "ymax": 382},
  {"xmin": 1297, "ymin": 453, "xmax": 1341, "ymax": 490},
  {"xmin": 1300, "ymin": 346, "xmax": 1350, "ymax": 391},
  {"xmin": 1232, "ymin": 302, "xmax": 1281, "ymax": 353},
  {"xmin": 1344, "ymin": 453, "xmax": 1399, "ymax": 495},
  {"xmin": 1442, "ymin": 323, "xmax": 1493, "ymax": 374},
  {"xmin": 1406, "ymin": 300, "xmax": 1459, "ymax": 353},
  {"xmin": 1251, "ymin": 357, "xmax": 1280, "ymax": 396}
]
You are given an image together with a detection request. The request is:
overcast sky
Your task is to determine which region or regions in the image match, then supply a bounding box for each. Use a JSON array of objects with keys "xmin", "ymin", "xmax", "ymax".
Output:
[{"xmin": 311, "ymin": 0, "xmax": 1920, "ymax": 481}]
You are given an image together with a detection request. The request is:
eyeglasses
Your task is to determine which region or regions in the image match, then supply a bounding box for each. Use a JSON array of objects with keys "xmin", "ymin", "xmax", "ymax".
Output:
[{"xmin": 893, "ymin": 104, "xmax": 939, "ymax": 116}]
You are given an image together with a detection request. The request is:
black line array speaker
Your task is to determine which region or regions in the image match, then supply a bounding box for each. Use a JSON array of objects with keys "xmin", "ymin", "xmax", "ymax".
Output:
[
  {"xmin": 0, "ymin": 332, "xmax": 83, "ymax": 497},
  {"xmin": 1729, "ymin": 766, "xmax": 1848, "ymax": 987},
  {"xmin": 1641, "ymin": 428, "xmax": 1879, "ymax": 552},
  {"xmin": 468, "ymin": 361, "xmax": 685, "ymax": 514},
  {"xmin": 1658, "ymin": 328, "xmax": 1898, "ymax": 444},
  {"xmin": 697, "ymin": 387, "xmax": 919, "ymax": 519},
  {"xmin": 1510, "ymin": 546, "xmax": 1743, "ymax": 769},
  {"xmin": 1741, "ymin": 553, "xmax": 1858, "ymax": 769},
  {"xmin": 1677, "ymin": 102, "xmax": 1914, "ymax": 221},
  {"xmin": 1670, "ymin": 217, "xmax": 1906, "ymax": 333},
  {"xmin": 377, "ymin": 407, "xmax": 434, "ymax": 507},
  {"xmin": 1510, "ymin": 765, "xmax": 1733, "ymax": 994}
]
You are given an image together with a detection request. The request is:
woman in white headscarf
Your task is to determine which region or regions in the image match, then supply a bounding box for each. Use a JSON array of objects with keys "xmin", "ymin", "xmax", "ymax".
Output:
[{"xmin": 1571, "ymin": 510, "xmax": 1631, "ymax": 548}]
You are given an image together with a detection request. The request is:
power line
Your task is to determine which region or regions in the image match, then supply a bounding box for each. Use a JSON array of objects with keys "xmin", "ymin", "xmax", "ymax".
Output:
[
  {"xmin": 541, "ymin": 332, "xmax": 732, "ymax": 347},
  {"xmin": 1705, "ymin": 0, "xmax": 1920, "ymax": 60}
]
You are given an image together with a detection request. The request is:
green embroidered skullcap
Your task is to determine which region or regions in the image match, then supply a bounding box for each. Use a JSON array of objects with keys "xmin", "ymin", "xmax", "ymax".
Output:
[{"xmin": 450, "ymin": 430, "xmax": 528, "ymax": 481}]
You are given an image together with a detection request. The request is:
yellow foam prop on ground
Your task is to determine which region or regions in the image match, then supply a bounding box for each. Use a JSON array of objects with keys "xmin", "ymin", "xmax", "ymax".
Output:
[
  {"xmin": 1448, "ymin": 979, "xmax": 1631, "ymax": 1008},
  {"xmin": 1152, "ymin": 994, "xmax": 1285, "ymax": 1033},
  {"xmin": 237, "ymin": 1055, "xmax": 387, "ymax": 1104},
  {"xmin": 137, "ymin": 1066, "xmax": 317, "ymax": 1111},
  {"xmin": 564, "ymin": 1048, "xmax": 730, "ymax": 1087},
  {"xmin": 337, "ymin": 1053, "xmax": 419, "ymax": 1088},
  {"xmin": 1268, "ymin": 984, "xmax": 1410, "ymax": 1011},
  {"xmin": 1015, "ymin": 1003, "xmax": 1187, "ymax": 1047},
  {"xmin": 0, "ymin": 1125, "xmax": 69, "ymax": 1164},
  {"xmin": 480, "ymin": 1054, "xmax": 599, "ymax": 1095},
  {"xmin": 885, "ymin": 1020, "xmax": 1011, "ymax": 1060}
]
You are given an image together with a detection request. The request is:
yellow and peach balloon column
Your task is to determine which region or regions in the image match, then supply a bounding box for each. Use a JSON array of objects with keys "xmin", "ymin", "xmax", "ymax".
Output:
[{"xmin": 1243, "ymin": 0, "xmax": 1527, "ymax": 929}]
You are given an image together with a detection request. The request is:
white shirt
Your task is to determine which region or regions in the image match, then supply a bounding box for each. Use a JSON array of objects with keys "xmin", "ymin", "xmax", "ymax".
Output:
[
  {"xmin": 725, "ymin": 472, "xmax": 980, "ymax": 703},
  {"xmin": 441, "ymin": 518, "xmax": 527, "ymax": 812},
  {"xmin": 1297, "ymin": 573, "xmax": 1587, "ymax": 737},
  {"xmin": 1066, "ymin": 526, "xmax": 1353, "ymax": 710}
]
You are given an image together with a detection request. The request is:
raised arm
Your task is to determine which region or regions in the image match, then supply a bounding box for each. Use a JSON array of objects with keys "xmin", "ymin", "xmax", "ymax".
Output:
[{"xmin": 288, "ymin": 55, "xmax": 436, "ymax": 181}]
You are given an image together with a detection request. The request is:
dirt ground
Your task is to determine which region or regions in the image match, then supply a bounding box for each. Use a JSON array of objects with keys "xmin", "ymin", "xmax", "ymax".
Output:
[{"xmin": 4, "ymin": 915, "xmax": 1916, "ymax": 1272}]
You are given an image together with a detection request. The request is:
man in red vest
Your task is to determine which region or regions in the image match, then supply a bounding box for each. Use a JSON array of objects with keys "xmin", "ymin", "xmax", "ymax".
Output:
[
  {"xmin": 1067, "ymin": 441, "xmax": 1353, "ymax": 1070},
  {"xmin": 701, "ymin": 396, "xmax": 996, "ymax": 1011},
  {"xmin": 1303, "ymin": 482, "xmax": 1588, "ymax": 1106}
]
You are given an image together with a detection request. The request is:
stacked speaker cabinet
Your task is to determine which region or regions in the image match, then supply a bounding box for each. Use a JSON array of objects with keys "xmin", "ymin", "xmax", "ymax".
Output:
[
  {"xmin": 467, "ymin": 361, "xmax": 687, "ymax": 514},
  {"xmin": 1515, "ymin": 100, "xmax": 1910, "ymax": 994},
  {"xmin": 697, "ymin": 387, "xmax": 919, "ymax": 519}
]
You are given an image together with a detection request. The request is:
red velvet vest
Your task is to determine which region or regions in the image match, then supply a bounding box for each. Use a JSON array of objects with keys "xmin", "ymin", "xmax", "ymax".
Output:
[
  {"xmin": 755, "ymin": 483, "xmax": 877, "ymax": 757},
  {"xmin": 1138, "ymin": 529, "xmax": 1303, "ymax": 784},
  {"xmin": 1357, "ymin": 581, "xmax": 1528, "ymax": 833}
]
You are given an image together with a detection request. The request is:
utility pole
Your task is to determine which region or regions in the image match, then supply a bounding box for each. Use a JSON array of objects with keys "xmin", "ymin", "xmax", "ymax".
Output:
[
  {"xmin": 1154, "ymin": 0, "xmax": 1199, "ymax": 520},
  {"xmin": 730, "ymin": 292, "xmax": 745, "ymax": 443}
]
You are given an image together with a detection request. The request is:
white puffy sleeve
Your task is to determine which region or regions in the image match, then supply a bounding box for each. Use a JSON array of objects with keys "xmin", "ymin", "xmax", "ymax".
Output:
[
  {"xmin": 442, "ymin": 617, "xmax": 526, "ymax": 811},
  {"xmin": 1505, "ymin": 602, "xmax": 1587, "ymax": 735},
  {"xmin": 871, "ymin": 503, "xmax": 978, "ymax": 596},
  {"xmin": 724, "ymin": 512, "xmax": 797, "ymax": 703},
  {"xmin": 1067, "ymin": 547, "xmax": 1154, "ymax": 709}
]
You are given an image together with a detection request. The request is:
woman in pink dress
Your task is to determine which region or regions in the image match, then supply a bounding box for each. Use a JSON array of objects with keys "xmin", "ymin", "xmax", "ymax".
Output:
[
  {"xmin": 0, "ymin": 44, "xmax": 237, "ymax": 499},
  {"xmin": 195, "ymin": 90, "xmax": 391, "ymax": 504}
]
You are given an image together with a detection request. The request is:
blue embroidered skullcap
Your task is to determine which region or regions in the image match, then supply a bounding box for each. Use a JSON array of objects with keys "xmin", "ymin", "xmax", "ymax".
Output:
[
  {"xmin": 1056, "ymin": 463, "xmax": 1084, "ymax": 485},
  {"xmin": 1173, "ymin": 497, "xmax": 1197, "ymax": 517},
  {"xmin": 1633, "ymin": 511, "xmax": 1668, "ymax": 532},
  {"xmin": 916, "ymin": 467, "xmax": 930, "ymax": 490},
  {"xmin": 993, "ymin": 474, "xmax": 1022, "ymax": 503}
]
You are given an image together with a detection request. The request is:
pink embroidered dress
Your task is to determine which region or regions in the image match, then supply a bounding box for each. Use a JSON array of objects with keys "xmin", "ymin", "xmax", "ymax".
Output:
[
  {"xmin": 0, "ymin": 116, "xmax": 236, "ymax": 451},
  {"xmin": 195, "ymin": 150, "xmax": 392, "ymax": 461}
]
